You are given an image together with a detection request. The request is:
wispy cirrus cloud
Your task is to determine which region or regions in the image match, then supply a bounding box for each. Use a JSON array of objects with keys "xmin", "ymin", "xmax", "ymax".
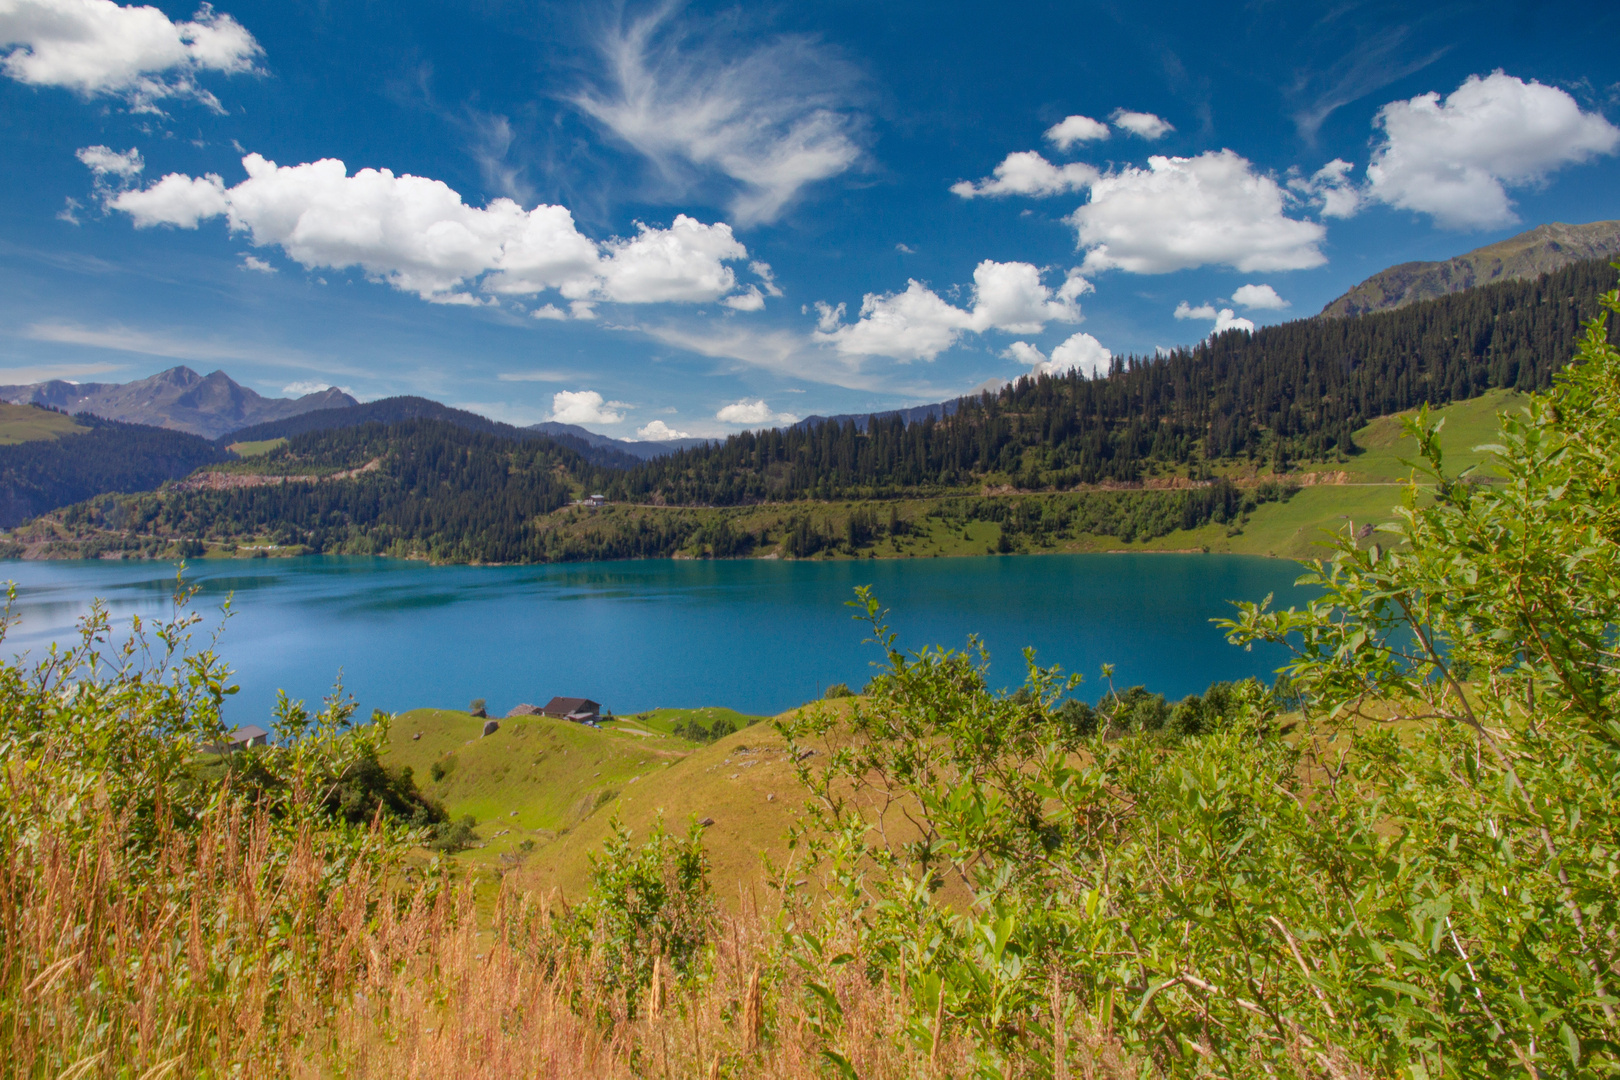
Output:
[
  {"xmin": 0, "ymin": 360, "xmax": 125, "ymax": 384},
  {"xmin": 573, "ymin": 6, "xmax": 868, "ymax": 225},
  {"xmin": 1287, "ymin": 23, "xmax": 1449, "ymax": 141},
  {"xmin": 20, "ymin": 320, "xmax": 373, "ymax": 379},
  {"xmin": 635, "ymin": 320, "xmax": 881, "ymax": 390}
]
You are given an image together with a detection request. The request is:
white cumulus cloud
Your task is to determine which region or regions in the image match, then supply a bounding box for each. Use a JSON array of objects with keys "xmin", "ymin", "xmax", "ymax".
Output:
[
  {"xmin": 818, "ymin": 280, "xmax": 973, "ymax": 361},
  {"xmin": 951, "ymin": 150, "xmax": 1099, "ymax": 198},
  {"xmin": 1070, "ymin": 150, "xmax": 1326, "ymax": 274},
  {"xmin": 239, "ymin": 253, "xmax": 274, "ymax": 273},
  {"xmin": 636, "ymin": 419, "xmax": 691, "ymax": 440},
  {"xmin": 1231, "ymin": 283, "xmax": 1288, "ymax": 310},
  {"xmin": 716, "ymin": 399, "xmax": 797, "ymax": 425},
  {"xmin": 1005, "ymin": 332, "xmax": 1113, "ymax": 378},
  {"xmin": 111, "ymin": 170, "xmax": 227, "ymax": 228},
  {"xmin": 75, "ymin": 144, "xmax": 142, "ymax": 178},
  {"xmin": 1175, "ymin": 301, "xmax": 1255, "ymax": 336},
  {"xmin": 1366, "ymin": 72, "xmax": 1620, "ymax": 230},
  {"xmin": 1111, "ymin": 109, "xmax": 1173, "ymax": 140},
  {"xmin": 971, "ymin": 261, "xmax": 1090, "ymax": 334},
  {"xmin": 551, "ymin": 390, "xmax": 624, "ymax": 426},
  {"xmin": 104, "ymin": 151, "xmax": 757, "ymax": 308},
  {"xmin": 589, "ymin": 215, "xmax": 746, "ymax": 303},
  {"xmin": 1049, "ymin": 332, "xmax": 1112, "ymax": 377},
  {"xmin": 815, "ymin": 261, "xmax": 1088, "ymax": 361},
  {"xmin": 0, "ymin": 0, "xmax": 261, "ymax": 111},
  {"xmin": 813, "ymin": 300, "xmax": 845, "ymax": 332},
  {"xmin": 574, "ymin": 8, "xmax": 864, "ymax": 225},
  {"xmin": 1003, "ymin": 341, "xmax": 1048, "ymax": 368},
  {"xmin": 1290, "ymin": 159, "xmax": 1362, "ymax": 219},
  {"xmin": 1044, "ymin": 114, "xmax": 1109, "ymax": 150}
]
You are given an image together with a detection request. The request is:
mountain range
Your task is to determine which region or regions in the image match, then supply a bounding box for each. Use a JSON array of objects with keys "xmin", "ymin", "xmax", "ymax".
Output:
[
  {"xmin": 0, "ymin": 367, "xmax": 357, "ymax": 440},
  {"xmin": 1320, "ymin": 219, "xmax": 1620, "ymax": 318}
]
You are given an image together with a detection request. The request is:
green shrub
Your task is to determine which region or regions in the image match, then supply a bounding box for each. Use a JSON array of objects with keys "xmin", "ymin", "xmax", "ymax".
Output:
[
  {"xmin": 566, "ymin": 816, "xmax": 714, "ymax": 1014},
  {"xmin": 428, "ymin": 814, "xmax": 478, "ymax": 852},
  {"xmin": 672, "ymin": 717, "xmax": 736, "ymax": 743}
]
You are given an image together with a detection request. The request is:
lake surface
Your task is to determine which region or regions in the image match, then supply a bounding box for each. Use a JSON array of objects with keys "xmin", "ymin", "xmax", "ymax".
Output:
[{"xmin": 0, "ymin": 554, "xmax": 1309, "ymax": 722}]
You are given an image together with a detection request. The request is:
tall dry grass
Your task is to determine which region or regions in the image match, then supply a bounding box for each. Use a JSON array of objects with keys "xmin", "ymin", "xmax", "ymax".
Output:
[{"xmin": 2, "ymin": 752, "xmax": 1135, "ymax": 1078}]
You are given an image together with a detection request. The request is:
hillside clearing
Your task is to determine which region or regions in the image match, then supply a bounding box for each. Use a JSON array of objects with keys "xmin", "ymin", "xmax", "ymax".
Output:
[{"xmin": 0, "ymin": 402, "xmax": 86, "ymax": 445}]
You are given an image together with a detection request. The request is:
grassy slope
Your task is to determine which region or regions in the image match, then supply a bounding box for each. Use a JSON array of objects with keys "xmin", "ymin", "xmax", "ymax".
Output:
[
  {"xmin": 224, "ymin": 438, "xmax": 287, "ymax": 457},
  {"xmin": 1210, "ymin": 388, "xmax": 1523, "ymax": 560},
  {"xmin": 384, "ymin": 395, "xmax": 1528, "ymax": 904},
  {"xmin": 383, "ymin": 705, "xmax": 812, "ymax": 905},
  {"xmin": 388, "ymin": 708, "xmax": 691, "ymax": 841},
  {"xmin": 0, "ymin": 402, "xmax": 87, "ymax": 446},
  {"xmin": 515, "ymin": 721, "xmax": 806, "ymax": 906}
]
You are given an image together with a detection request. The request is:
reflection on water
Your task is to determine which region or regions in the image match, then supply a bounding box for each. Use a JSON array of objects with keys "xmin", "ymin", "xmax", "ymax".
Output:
[{"xmin": 0, "ymin": 554, "xmax": 1308, "ymax": 723}]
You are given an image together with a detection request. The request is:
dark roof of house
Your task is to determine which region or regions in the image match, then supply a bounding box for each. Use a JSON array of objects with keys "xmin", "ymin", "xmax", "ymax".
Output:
[
  {"xmin": 228, "ymin": 725, "xmax": 269, "ymax": 741},
  {"xmin": 542, "ymin": 696, "xmax": 600, "ymax": 714}
]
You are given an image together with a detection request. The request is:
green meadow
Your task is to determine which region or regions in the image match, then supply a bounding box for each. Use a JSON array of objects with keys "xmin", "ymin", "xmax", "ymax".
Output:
[
  {"xmin": 224, "ymin": 437, "xmax": 288, "ymax": 457},
  {"xmin": 0, "ymin": 401, "xmax": 86, "ymax": 445}
]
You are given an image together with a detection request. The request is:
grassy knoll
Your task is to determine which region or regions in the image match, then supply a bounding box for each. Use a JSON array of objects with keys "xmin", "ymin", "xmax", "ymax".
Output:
[
  {"xmin": 381, "ymin": 704, "xmax": 812, "ymax": 903},
  {"xmin": 515, "ymin": 720, "xmax": 808, "ymax": 905},
  {"xmin": 386, "ymin": 708, "xmax": 699, "ymax": 868},
  {"xmin": 0, "ymin": 401, "xmax": 86, "ymax": 445},
  {"xmin": 224, "ymin": 437, "xmax": 287, "ymax": 457}
]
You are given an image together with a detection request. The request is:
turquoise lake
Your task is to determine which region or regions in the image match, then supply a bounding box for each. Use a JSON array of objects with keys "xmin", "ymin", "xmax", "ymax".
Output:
[{"xmin": 0, "ymin": 554, "xmax": 1309, "ymax": 721}]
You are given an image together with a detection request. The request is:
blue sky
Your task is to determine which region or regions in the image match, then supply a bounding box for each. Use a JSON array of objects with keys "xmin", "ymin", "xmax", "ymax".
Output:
[{"xmin": 2, "ymin": 0, "xmax": 1618, "ymax": 439}]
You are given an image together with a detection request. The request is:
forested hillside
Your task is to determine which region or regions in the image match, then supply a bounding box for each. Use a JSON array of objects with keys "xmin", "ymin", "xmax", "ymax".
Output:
[
  {"xmin": 0, "ymin": 413, "xmax": 228, "ymax": 527},
  {"xmin": 46, "ymin": 420, "xmax": 580, "ymax": 562},
  {"xmin": 27, "ymin": 417, "xmax": 1296, "ymax": 562},
  {"xmin": 604, "ymin": 256, "xmax": 1619, "ymax": 503},
  {"xmin": 224, "ymin": 396, "xmax": 641, "ymax": 468}
]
